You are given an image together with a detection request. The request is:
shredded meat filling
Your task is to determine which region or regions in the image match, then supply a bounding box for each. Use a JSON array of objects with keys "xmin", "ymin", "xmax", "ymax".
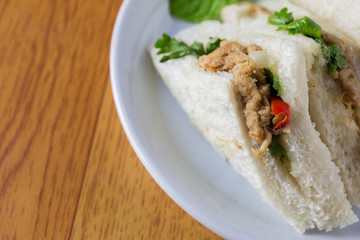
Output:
[
  {"xmin": 322, "ymin": 32, "xmax": 360, "ymax": 105},
  {"xmin": 322, "ymin": 32, "xmax": 360, "ymax": 127},
  {"xmin": 198, "ymin": 41, "xmax": 273, "ymax": 158},
  {"xmin": 353, "ymin": 106, "xmax": 360, "ymax": 128}
]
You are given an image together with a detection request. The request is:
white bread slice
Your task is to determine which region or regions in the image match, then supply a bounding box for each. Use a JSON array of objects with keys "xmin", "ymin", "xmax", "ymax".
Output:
[
  {"xmin": 221, "ymin": 0, "xmax": 360, "ymax": 208},
  {"xmin": 149, "ymin": 21, "xmax": 358, "ymax": 232},
  {"xmin": 308, "ymin": 48, "xmax": 360, "ymax": 207}
]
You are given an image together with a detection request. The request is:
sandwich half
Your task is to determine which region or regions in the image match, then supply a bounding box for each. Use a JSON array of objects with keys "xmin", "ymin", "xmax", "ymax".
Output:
[
  {"xmin": 222, "ymin": 0, "xmax": 360, "ymax": 209},
  {"xmin": 149, "ymin": 18, "xmax": 358, "ymax": 232}
]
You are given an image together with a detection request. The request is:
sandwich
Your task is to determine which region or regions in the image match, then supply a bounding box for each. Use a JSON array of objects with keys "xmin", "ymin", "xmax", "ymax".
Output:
[
  {"xmin": 223, "ymin": 0, "xmax": 360, "ymax": 212},
  {"xmin": 149, "ymin": 0, "xmax": 360, "ymax": 233}
]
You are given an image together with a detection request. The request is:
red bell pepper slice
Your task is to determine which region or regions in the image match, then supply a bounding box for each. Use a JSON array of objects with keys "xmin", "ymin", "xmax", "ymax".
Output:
[{"xmin": 271, "ymin": 97, "xmax": 291, "ymax": 129}]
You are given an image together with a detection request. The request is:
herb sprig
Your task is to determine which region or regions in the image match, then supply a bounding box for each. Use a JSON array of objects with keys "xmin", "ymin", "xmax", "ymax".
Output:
[
  {"xmin": 267, "ymin": 7, "xmax": 293, "ymax": 26},
  {"xmin": 263, "ymin": 68, "xmax": 282, "ymax": 97},
  {"xmin": 170, "ymin": 0, "xmax": 254, "ymax": 22},
  {"xmin": 269, "ymin": 135, "xmax": 290, "ymax": 162},
  {"xmin": 268, "ymin": 8, "xmax": 346, "ymax": 74},
  {"xmin": 155, "ymin": 33, "xmax": 222, "ymax": 62}
]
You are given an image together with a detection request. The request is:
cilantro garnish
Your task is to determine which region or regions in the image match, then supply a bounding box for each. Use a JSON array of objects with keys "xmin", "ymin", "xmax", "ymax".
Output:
[
  {"xmin": 315, "ymin": 39, "xmax": 346, "ymax": 74},
  {"xmin": 169, "ymin": 0, "xmax": 255, "ymax": 22},
  {"xmin": 206, "ymin": 37, "xmax": 222, "ymax": 53},
  {"xmin": 269, "ymin": 136, "xmax": 290, "ymax": 162},
  {"xmin": 155, "ymin": 34, "xmax": 222, "ymax": 62},
  {"xmin": 267, "ymin": 8, "xmax": 293, "ymax": 26},
  {"xmin": 263, "ymin": 68, "xmax": 282, "ymax": 97},
  {"xmin": 268, "ymin": 8, "xmax": 346, "ymax": 74},
  {"xmin": 277, "ymin": 16, "xmax": 321, "ymax": 40}
]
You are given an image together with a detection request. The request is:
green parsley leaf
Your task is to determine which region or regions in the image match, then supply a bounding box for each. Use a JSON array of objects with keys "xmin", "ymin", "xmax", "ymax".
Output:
[
  {"xmin": 206, "ymin": 37, "xmax": 222, "ymax": 53},
  {"xmin": 263, "ymin": 68, "xmax": 282, "ymax": 97},
  {"xmin": 269, "ymin": 136, "xmax": 290, "ymax": 162},
  {"xmin": 169, "ymin": 0, "xmax": 255, "ymax": 22},
  {"xmin": 268, "ymin": 8, "xmax": 293, "ymax": 25},
  {"xmin": 315, "ymin": 39, "xmax": 346, "ymax": 74},
  {"xmin": 329, "ymin": 45, "xmax": 347, "ymax": 71},
  {"xmin": 155, "ymin": 33, "xmax": 222, "ymax": 62},
  {"xmin": 190, "ymin": 42, "xmax": 206, "ymax": 57},
  {"xmin": 269, "ymin": 8, "xmax": 347, "ymax": 74},
  {"xmin": 154, "ymin": 33, "xmax": 172, "ymax": 54},
  {"xmin": 277, "ymin": 16, "xmax": 321, "ymax": 40}
]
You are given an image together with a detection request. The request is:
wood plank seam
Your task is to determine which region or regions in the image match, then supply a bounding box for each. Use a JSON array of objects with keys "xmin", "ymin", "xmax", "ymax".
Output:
[{"xmin": 67, "ymin": 75, "xmax": 110, "ymax": 240}]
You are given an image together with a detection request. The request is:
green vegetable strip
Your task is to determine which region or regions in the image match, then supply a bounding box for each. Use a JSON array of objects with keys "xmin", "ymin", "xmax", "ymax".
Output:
[
  {"xmin": 169, "ymin": 0, "xmax": 255, "ymax": 22},
  {"xmin": 269, "ymin": 136, "xmax": 290, "ymax": 162},
  {"xmin": 268, "ymin": 8, "xmax": 346, "ymax": 74},
  {"xmin": 263, "ymin": 68, "xmax": 282, "ymax": 97},
  {"xmin": 155, "ymin": 33, "xmax": 222, "ymax": 62}
]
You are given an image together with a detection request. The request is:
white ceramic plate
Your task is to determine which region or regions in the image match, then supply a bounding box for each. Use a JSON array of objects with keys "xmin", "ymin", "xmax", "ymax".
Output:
[{"xmin": 110, "ymin": 0, "xmax": 360, "ymax": 239}]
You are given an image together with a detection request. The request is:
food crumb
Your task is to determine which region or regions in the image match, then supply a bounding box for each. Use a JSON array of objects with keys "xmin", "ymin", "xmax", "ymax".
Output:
[
  {"xmin": 234, "ymin": 140, "xmax": 243, "ymax": 149},
  {"xmin": 216, "ymin": 137, "xmax": 230, "ymax": 143}
]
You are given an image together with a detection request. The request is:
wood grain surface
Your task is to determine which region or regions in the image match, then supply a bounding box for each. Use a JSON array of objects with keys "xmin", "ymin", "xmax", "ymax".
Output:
[{"xmin": 0, "ymin": 0, "xmax": 222, "ymax": 239}]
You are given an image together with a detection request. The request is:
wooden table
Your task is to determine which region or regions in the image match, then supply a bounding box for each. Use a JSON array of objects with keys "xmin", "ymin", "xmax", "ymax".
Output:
[{"xmin": 0, "ymin": 0, "xmax": 223, "ymax": 239}]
